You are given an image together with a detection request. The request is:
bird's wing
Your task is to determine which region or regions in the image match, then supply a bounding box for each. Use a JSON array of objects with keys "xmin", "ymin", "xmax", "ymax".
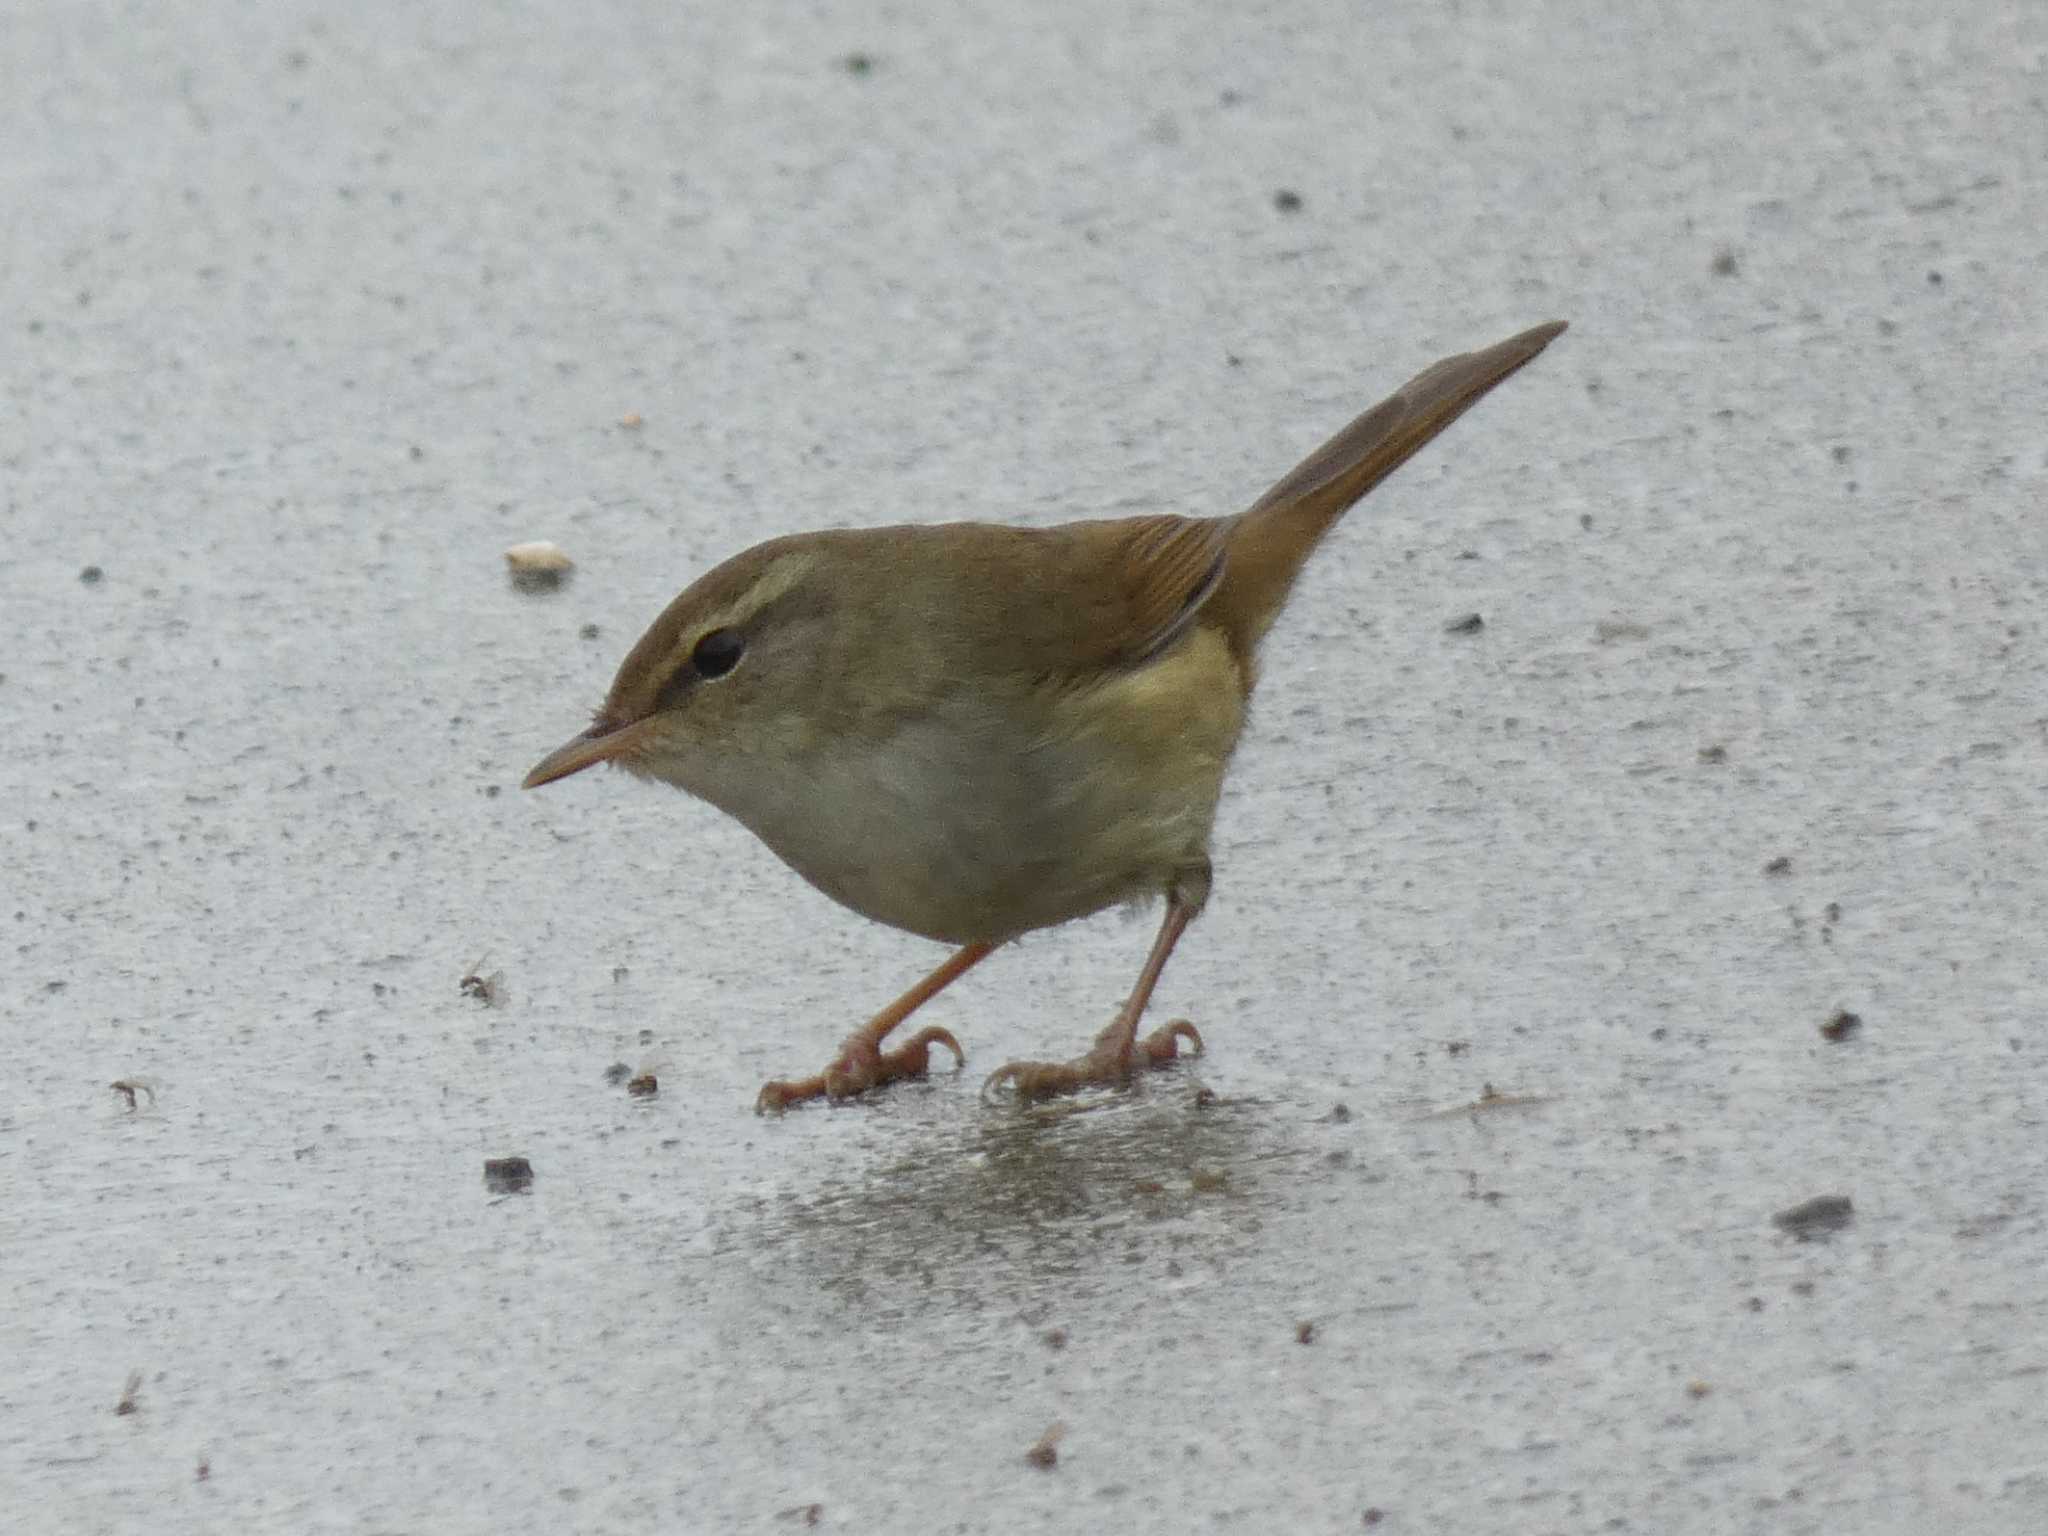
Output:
[
  {"xmin": 907, "ymin": 514, "xmax": 1230, "ymax": 684},
  {"xmin": 1078, "ymin": 513, "xmax": 1231, "ymax": 669},
  {"xmin": 1030, "ymin": 513, "xmax": 1231, "ymax": 675}
]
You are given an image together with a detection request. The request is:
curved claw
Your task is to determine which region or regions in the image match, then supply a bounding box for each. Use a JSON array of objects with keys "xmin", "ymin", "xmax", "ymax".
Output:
[
  {"xmin": 981, "ymin": 1058, "xmax": 1080, "ymax": 1106},
  {"xmin": 756, "ymin": 1073, "xmax": 828, "ymax": 1115},
  {"xmin": 984, "ymin": 1016, "xmax": 1207, "ymax": 1108},
  {"xmin": 762, "ymin": 1026, "xmax": 969, "ymax": 1113},
  {"xmin": 1139, "ymin": 1018, "xmax": 1204, "ymax": 1063},
  {"xmin": 890, "ymin": 1024, "xmax": 966, "ymax": 1077}
]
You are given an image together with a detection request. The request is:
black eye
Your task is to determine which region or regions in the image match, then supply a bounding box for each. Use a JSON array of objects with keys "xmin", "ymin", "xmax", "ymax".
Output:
[{"xmin": 691, "ymin": 627, "xmax": 744, "ymax": 679}]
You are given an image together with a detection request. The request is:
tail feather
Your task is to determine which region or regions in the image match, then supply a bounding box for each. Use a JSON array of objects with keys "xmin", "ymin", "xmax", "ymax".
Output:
[{"xmin": 1214, "ymin": 320, "xmax": 1567, "ymax": 657}]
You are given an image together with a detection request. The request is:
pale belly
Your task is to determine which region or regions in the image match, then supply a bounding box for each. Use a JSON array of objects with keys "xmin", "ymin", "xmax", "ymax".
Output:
[{"xmin": 709, "ymin": 628, "xmax": 1248, "ymax": 944}]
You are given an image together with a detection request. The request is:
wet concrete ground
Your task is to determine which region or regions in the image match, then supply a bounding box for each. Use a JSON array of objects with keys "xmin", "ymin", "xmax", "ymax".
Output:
[{"xmin": 5, "ymin": 0, "xmax": 2046, "ymax": 1530}]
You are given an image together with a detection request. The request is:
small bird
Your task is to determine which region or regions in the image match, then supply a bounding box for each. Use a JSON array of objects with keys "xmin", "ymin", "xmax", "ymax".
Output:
[{"xmin": 525, "ymin": 320, "xmax": 1568, "ymax": 1110}]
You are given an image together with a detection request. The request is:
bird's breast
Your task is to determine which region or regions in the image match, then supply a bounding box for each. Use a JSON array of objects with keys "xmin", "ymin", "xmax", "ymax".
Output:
[{"xmin": 689, "ymin": 627, "xmax": 1249, "ymax": 944}]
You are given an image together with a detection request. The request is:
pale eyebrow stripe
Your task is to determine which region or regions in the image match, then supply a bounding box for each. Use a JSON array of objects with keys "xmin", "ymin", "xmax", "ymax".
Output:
[{"xmin": 698, "ymin": 549, "xmax": 820, "ymax": 634}]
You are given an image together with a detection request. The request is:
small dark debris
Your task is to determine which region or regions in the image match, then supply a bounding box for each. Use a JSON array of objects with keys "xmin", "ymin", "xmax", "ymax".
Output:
[
  {"xmin": 196, "ymin": 1456, "xmax": 210, "ymax": 1482},
  {"xmin": 408, "ymin": 444, "xmax": 424, "ymax": 462},
  {"xmin": 1687, "ymin": 1379, "xmax": 1712, "ymax": 1398},
  {"xmin": 1820, "ymin": 1010, "xmax": 1862, "ymax": 1042},
  {"xmin": 627, "ymin": 1072, "xmax": 659, "ymax": 1098},
  {"xmin": 1363, "ymin": 1510, "xmax": 1386, "ymax": 1527},
  {"xmin": 459, "ymin": 964, "xmax": 505, "ymax": 1006},
  {"xmin": 484, "ymin": 1156, "xmax": 535, "ymax": 1195},
  {"xmin": 1025, "ymin": 1422, "xmax": 1066, "ymax": 1469},
  {"xmin": 1927, "ymin": 270, "xmax": 1943, "ymax": 286},
  {"xmin": 1579, "ymin": 512, "xmax": 1594, "ymax": 530},
  {"xmin": 1042, "ymin": 1327, "xmax": 1068, "ymax": 1351},
  {"xmin": 1193, "ymin": 1086, "xmax": 1217, "ymax": 1109},
  {"xmin": 1190, "ymin": 1169, "xmax": 1229, "ymax": 1194},
  {"xmin": 1710, "ymin": 247, "xmax": 1739, "ymax": 277},
  {"xmin": 579, "ymin": 623, "xmax": 601, "ymax": 640},
  {"xmin": 1272, "ymin": 188, "xmax": 1303, "ymax": 213},
  {"xmin": 110, "ymin": 1079, "xmax": 154, "ymax": 1110},
  {"xmin": 1445, "ymin": 1040, "xmax": 1470, "ymax": 1057},
  {"xmin": 774, "ymin": 1503, "xmax": 824, "ymax": 1526},
  {"xmin": 842, "ymin": 52, "xmax": 875, "ymax": 76},
  {"xmin": 1326, "ymin": 1101, "xmax": 1352, "ymax": 1123},
  {"xmin": 116, "ymin": 1371, "xmax": 142, "ymax": 1416},
  {"xmin": 1791, "ymin": 1279, "xmax": 1816, "ymax": 1296},
  {"xmin": 1444, "ymin": 612, "xmax": 1484, "ymax": 635},
  {"xmin": 1763, "ymin": 856, "xmax": 1792, "ymax": 877},
  {"xmin": 1831, "ymin": 445, "xmax": 1852, "ymax": 464},
  {"xmin": 1773, "ymin": 1193, "xmax": 1853, "ymax": 1237},
  {"xmin": 1295, "ymin": 1319, "xmax": 1316, "ymax": 1345},
  {"xmin": 80, "ymin": 565, "xmax": 105, "ymax": 585},
  {"xmin": 603, "ymin": 1062, "xmax": 633, "ymax": 1086},
  {"xmin": 1698, "ymin": 744, "xmax": 1728, "ymax": 764},
  {"xmin": 1745, "ymin": 1296, "xmax": 1765, "ymax": 1313},
  {"xmin": 1823, "ymin": 901, "xmax": 1841, "ymax": 924}
]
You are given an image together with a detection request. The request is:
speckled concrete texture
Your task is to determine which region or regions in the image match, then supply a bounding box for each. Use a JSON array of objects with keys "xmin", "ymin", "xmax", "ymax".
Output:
[{"xmin": 4, "ymin": 2, "xmax": 2045, "ymax": 1531}]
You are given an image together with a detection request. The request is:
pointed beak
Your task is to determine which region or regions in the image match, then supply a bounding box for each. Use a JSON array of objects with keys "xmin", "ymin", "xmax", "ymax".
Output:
[{"xmin": 522, "ymin": 718, "xmax": 641, "ymax": 789}]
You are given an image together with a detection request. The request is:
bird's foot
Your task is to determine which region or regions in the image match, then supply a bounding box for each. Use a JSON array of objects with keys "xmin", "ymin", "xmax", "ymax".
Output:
[
  {"xmin": 982, "ymin": 1018, "xmax": 1203, "ymax": 1106},
  {"xmin": 755, "ymin": 1025, "xmax": 965, "ymax": 1114}
]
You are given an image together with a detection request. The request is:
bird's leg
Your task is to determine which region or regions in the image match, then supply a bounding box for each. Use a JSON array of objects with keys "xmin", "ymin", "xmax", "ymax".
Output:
[
  {"xmin": 756, "ymin": 942, "xmax": 994, "ymax": 1113},
  {"xmin": 983, "ymin": 866, "xmax": 1208, "ymax": 1105}
]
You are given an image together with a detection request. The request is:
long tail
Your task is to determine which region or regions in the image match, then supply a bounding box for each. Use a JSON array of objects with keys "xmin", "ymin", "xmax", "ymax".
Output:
[{"xmin": 1213, "ymin": 319, "xmax": 1567, "ymax": 657}]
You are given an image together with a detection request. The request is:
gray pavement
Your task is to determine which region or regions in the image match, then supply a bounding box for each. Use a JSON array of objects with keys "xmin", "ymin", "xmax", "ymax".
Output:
[{"xmin": 4, "ymin": 1, "xmax": 2045, "ymax": 1530}]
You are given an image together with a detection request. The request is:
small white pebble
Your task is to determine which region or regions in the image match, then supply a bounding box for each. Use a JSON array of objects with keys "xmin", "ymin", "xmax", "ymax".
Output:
[
  {"xmin": 504, "ymin": 541, "xmax": 574, "ymax": 592},
  {"xmin": 504, "ymin": 540, "xmax": 573, "ymax": 574}
]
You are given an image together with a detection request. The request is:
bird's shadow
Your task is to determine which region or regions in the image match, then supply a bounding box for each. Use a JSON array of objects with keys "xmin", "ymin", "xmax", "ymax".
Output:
[{"xmin": 718, "ymin": 1076, "xmax": 1318, "ymax": 1325}]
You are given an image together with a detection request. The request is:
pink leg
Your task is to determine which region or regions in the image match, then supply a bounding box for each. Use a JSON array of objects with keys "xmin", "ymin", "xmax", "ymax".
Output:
[
  {"xmin": 756, "ymin": 943, "xmax": 995, "ymax": 1113},
  {"xmin": 982, "ymin": 898, "xmax": 1205, "ymax": 1105}
]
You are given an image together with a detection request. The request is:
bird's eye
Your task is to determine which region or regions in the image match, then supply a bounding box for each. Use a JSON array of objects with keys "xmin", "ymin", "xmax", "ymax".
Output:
[{"xmin": 691, "ymin": 627, "xmax": 744, "ymax": 679}]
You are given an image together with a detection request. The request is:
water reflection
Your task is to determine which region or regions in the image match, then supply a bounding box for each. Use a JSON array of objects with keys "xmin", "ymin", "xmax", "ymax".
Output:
[{"xmin": 724, "ymin": 1085, "xmax": 1312, "ymax": 1323}]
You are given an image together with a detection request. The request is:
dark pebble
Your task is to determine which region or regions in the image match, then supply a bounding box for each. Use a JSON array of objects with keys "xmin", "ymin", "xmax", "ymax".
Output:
[
  {"xmin": 1773, "ymin": 1194, "xmax": 1853, "ymax": 1236},
  {"xmin": 484, "ymin": 1156, "xmax": 535, "ymax": 1194},
  {"xmin": 1820, "ymin": 1010, "xmax": 1862, "ymax": 1042}
]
